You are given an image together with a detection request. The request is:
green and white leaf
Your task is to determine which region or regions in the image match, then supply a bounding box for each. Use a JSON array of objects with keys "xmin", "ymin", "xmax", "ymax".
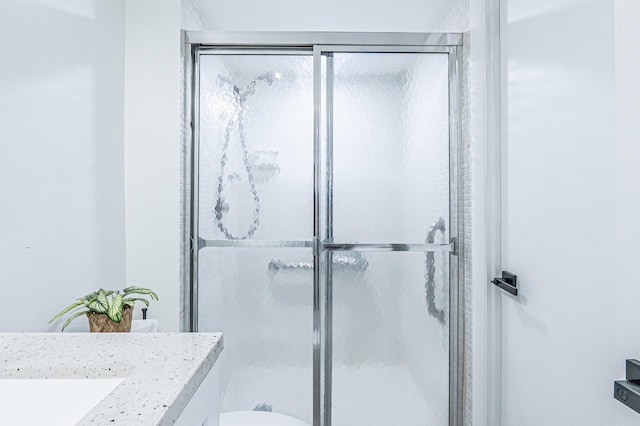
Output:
[
  {"xmin": 87, "ymin": 289, "xmax": 110, "ymax": 314},
  {"xmin": 80, "ymin": 291, "xmax": 98, "ymax": 302},
  {"xmin": 106, "ymin": 293, "xmax": 124, "ymax": 323},
  {"xmin": 49, "ymin": 301, "xmax": 85, "ymax": 324},
  {"xmin": 80, "ymin": 289, "xmax": 114, "ymax": 302},
  {"xmin": 61, "ymin": 310, "xmax": 90, "ymax": 331},
  {"xmin": 122, "ymin": 297, "xmax": 149, "ymax": 307},
  {"xmin": 122, "ymin": 286, "xmax": 158, "ymax": 300}
]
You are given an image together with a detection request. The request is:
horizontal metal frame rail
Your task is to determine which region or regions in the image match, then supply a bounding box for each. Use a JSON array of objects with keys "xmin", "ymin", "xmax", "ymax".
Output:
[
  {"xmin": 317, "ymin": 45, "xmax": 454, "ymax": 54},
  {"xmin": 195, "ymin": 48, "xmax": 313, "ymax": 56},
  {"xmin": 186, "ymin": 31, "xmax": 463, "ymax": 47},
  {"xmin": 198, "ymin": 239, "xmax": 453, "ymax": 252}
]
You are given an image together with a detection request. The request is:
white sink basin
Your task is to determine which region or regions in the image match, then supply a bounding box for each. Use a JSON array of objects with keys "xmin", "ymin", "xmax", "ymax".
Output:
[{"xmin": 0, "ymin": 378, "xmax": 124, "ymax": 425}]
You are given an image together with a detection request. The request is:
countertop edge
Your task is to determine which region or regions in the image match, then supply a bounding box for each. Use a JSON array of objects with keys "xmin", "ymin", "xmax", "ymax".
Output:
[{"xmin": 158, "ymin": 333, "xmax": 224, "ymax": 425}]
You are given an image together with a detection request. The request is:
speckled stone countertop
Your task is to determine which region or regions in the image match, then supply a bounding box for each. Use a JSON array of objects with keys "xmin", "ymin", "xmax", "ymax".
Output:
[{"xmin": 0, "ymin": 332, "xmax": 223, "ymax": 425}]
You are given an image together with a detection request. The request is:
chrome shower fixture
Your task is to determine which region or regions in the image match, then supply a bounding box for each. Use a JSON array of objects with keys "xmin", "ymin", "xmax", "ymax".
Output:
[
  {"xmin": 267, "ymin": 252, "xmax": 369, "ymax": 275},
  {"xmin": 213, "ymin": 71, "xmax": 282, "ymax": 240},
  {"xmin": 255, "ymin": 71, "xmax": 283, "ymax": 84},
  {"xmin": 216, "ymin": 72, "xmax": 283, "ymax": 104},
  {"xmin": 238, "ymin": 71, "xmax": 282, "ymax": 103}
]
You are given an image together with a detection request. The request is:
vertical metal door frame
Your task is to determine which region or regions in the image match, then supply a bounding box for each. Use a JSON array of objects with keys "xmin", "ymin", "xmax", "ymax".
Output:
[
  {"xmin": 312, "ymin": 45, "xmax": 323, "ymax": 426},
  {"xmin": 323, "ymin": 51, "xmax": 335, "ymax": 426},
  {"xmin": 449, "ymin": 44, "xmax": 465, "ymax": 426},
  {"xmin": 189, "ymin": 47, "xmax": 201, "ymax": 332}
]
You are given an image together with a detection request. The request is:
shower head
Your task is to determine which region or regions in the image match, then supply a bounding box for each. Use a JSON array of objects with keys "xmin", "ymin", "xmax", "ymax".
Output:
[
  {"xmin": 254, "ymin": 71, "xmax": 283, "ymax": 85},
  {"xmin": 238, "ymin": 71, "xmax": 283, "ymax": 103},
  {"xmin": 215, "ymin": 71, "xmax": 282, "ymax": 96}
]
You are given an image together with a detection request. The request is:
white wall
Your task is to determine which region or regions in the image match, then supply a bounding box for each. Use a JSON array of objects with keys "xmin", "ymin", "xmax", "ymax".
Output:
[
  {"xmin": 0, "ymin": 0, "xmax": 126, "ymax": 332},
  {"xmin": 471, "ymin": 0, "xmax": 640, "ymax": 424},
  {"xmin": 502, "ymin": 0, "xmax": 617, "ymax": 422},
  {"xmin": 614, "ymin": 0, "xmax": 640, "ymax": 424},
  {"xmin": 124, "ymin": 0, "xmax": 182, "ymax": 331},
  {"xmin": 192, "ymin": 0, "xmax": 451, "ymax": 32},
  {"xmin": 501, "ymin": 0, "xmax": 616, "ymax": 423}
]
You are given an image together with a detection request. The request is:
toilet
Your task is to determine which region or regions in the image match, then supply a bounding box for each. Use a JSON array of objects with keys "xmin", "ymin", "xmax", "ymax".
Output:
[{"xmin": 220, "ymin": 411, "xmax": 311, "ymax": 426}]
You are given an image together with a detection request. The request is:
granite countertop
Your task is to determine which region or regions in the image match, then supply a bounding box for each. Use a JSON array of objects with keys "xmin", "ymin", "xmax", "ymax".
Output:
[{"xmin": 0, "ymin": 332, "xmax": 223, "ymax": 425}]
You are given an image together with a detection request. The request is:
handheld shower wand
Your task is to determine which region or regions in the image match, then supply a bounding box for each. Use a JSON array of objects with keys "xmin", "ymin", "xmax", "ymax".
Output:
[{"xmin": 213, "ymin": 72, "xmax": 282, "ymax": 240}]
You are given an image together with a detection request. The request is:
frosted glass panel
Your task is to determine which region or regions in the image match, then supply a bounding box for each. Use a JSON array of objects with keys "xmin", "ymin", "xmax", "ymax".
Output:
[
  {"xmin": 331, "ymin": 252, "xmax": 449, "ymax": 426},
  {"xmin": 328, "ymin": 53, "xmax": 450, "ymax": 243},
  {"xmin": 198, "ymin": 248, "xmax": 313, "ymax": 424},
  {"xmin": 195, "ymin": 49, "xmax": 454, "ymax": 426},
  {"xmin": 198, "ymin": 55, "xmax": 313, "ymax": 240}
]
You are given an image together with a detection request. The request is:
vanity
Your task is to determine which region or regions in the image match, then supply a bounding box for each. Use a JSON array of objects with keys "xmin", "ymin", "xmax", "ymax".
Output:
[{"xmin": 0, "ymin": 333, "xmax": 223, "ymax": 425}]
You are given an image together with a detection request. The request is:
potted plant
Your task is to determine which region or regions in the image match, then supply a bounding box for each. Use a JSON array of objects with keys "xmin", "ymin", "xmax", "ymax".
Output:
[{"xmin": 50, "ymin": 286, "xmax": 158, "ymax": 332}]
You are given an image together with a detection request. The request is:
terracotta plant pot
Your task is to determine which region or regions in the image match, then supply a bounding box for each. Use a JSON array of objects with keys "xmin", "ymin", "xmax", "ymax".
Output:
[{"xmin": 87, "ymin": 305, "xmax": 133, "ymax": 332}]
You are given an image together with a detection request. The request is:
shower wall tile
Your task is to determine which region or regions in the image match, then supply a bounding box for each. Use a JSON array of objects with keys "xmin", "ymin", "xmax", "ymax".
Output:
[
  {"xmin": 435, "ymin": 3, "xmax": 472, "ymax": 422},
  {"xmin": 461, "ymin": 32, "xmax": 472, "ymax": 426},
  {"xmin": 438, "ymin": 0, "xmax": 472, "ymax": 422}
]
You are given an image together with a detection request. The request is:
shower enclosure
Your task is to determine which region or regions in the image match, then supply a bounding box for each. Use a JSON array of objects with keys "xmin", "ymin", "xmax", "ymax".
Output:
[{"xmin": 186, "ymin": 32, "xmax": 463, "ymax": 426}]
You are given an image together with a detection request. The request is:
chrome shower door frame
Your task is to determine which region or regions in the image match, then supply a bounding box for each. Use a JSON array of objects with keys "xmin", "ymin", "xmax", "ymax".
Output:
[{"xmin": 186, "ymin": 31, "xmax": 464, "ymax": 426}]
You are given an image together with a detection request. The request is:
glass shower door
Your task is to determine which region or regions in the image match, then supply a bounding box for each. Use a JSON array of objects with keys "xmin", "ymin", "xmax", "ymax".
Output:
[
  {"xmin": 191, "ymin": 40, "xmax": 462, "ymax": 426},
  {"xmin": 318, "ymin": 50, "xmax": 457, "ymax": 426},
  {"xmin": 195, "ymin": 52, "xmax": 315, "ymax": 424}
]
